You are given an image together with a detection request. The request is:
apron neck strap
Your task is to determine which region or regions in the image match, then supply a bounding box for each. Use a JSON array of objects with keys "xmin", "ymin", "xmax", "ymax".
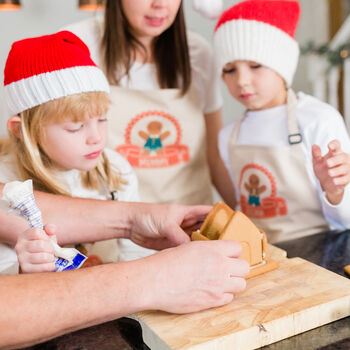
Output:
[{"xmin": 287, "ymin": 89, "xmax": 302, "ymax": 145}]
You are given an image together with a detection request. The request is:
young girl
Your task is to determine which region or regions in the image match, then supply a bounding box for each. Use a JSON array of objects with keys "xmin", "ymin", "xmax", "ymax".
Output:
[
  {"xmin": 0, "ymin": 30, "xmax": 154, "ymax": 273},
  {"xmin": 214, "ymin": 0, "xmax": 350, "ymax": 243},
  {"xmin": 64, "ymin": 0, "xmax": 237, "ymax": 208}
]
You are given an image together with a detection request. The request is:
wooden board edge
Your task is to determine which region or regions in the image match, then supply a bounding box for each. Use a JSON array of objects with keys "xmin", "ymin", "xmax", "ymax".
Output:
[
  {"xmin": 134, "ymin": 294, "xmax": 350, "ymax": 350},
  {"xmin": 186, "ymin": 295, "xmax": 350, "ymax": 350},
  {"xmin": 135, "ymin": 316, "xmax": 171, "ymax": 350}
]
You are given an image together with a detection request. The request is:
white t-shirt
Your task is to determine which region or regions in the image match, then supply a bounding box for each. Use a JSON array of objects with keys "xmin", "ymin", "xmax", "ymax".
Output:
[
  {"xmin": 219, "ymin": 92, "xmax": 350, "ymax": 230},
  {"xmin": 64, "ymin": 16, "xmax": 223, "ymax": 114},
  {"xmin": 0, "ymin": 148, "xmax": 154, "ymax": 274}
]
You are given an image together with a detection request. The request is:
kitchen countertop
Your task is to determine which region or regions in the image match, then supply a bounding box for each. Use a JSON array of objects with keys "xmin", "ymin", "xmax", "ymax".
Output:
[{"xmin": 24, "ymin": 229, "xmax": 350, "ymax": 350}]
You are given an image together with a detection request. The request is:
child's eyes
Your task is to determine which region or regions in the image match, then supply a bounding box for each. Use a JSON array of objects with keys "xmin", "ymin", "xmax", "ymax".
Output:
[
  {"xmin": 223, "ymin": 64, "xmax": 261, "ymax": 74},
  {"xmin": 63, "ymin": 116, "xmax": 107, "ymax": 132},
  {"xmin": 65, "ymin": 124, "xmax": 84, "ymax": 133},
  {"xmin": 66, "ymin": 128, "xmax": 82, "ymax": 133},
  {"xmin": 223, "ymin": 67, "xmax": 236, "ymax": 74}
]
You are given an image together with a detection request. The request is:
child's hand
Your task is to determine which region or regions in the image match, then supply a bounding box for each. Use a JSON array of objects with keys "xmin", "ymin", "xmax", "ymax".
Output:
[
  {"xmin": 15, "ymin": 224, "xmax": 57, "ymax": 273},
  {"xmin": 312, "ymin": 140, "xmax": 350, "ymax": 205}
]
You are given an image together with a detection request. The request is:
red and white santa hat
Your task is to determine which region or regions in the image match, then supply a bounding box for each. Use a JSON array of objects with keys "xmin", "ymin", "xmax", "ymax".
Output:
[
  {"xmin": 4, "ymin": 30, "xmax": 109, "ymax": 115},
  {"xmin": 214, "ymin": 0, "xmax": 300, "ymax": 86},
  {"xmin": 192, "ymin": 0, "xmax": 223, "ymax": 20}
]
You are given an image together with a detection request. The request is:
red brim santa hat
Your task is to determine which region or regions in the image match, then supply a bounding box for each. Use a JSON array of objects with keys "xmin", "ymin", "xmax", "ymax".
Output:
[
  {"xmin": 4, "ymin": 30, "xmax": 109, "ymax": 116},
  {"xmin": 214, "ymin": 0, "xmax": 301, "ymax": 87}
]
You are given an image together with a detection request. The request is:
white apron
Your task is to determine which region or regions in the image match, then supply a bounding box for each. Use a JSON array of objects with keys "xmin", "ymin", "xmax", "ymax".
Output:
[
  {"xmin": 107, "ymin": 85, "xmax": 213, "ymax": 205},
  {"xmin": 229, "ymin": 90, "xmax": 329, "ymax": 243}
]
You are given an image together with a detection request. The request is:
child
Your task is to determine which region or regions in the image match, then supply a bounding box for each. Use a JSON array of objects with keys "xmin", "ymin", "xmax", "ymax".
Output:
[
  {"xmin": 0, "ymin": 31, "xmax": 154, "ymax": 273},
  {"xmin": 214, "ymin": 0, "xmax": 350, "ymax": 243}
]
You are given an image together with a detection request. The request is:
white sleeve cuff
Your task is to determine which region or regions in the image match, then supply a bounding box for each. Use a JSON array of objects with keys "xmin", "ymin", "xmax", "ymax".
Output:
[
  {"xmin": 321, "ymin": 189, "xmax": 349, "ymax": 207},
  {"xmin": 320, "ymin": 188, "xmax": 350, "ymax": 229}
]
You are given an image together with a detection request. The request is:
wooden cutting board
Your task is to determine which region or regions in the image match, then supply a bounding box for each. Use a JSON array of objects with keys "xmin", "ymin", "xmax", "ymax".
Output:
[{"xmin": 133, "ymin": 246, "xmax": 350, "ymax": 350}]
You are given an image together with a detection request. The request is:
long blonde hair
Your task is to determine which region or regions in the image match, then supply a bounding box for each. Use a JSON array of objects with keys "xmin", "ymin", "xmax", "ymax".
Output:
[{"xmin": 0, "ymin": 92, "xmax": 126, "ymax": 196}]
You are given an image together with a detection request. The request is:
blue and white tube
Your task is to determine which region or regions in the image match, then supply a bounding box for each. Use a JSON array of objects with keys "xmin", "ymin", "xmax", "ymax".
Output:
[{"xmin": 2, "ymin": 180, "xmax": 87, "ymax": 272}]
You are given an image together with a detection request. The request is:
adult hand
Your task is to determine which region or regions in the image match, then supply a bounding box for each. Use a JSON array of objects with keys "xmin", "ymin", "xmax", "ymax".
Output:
[
  {"xmin": 144, "ymin": 240, "xmax": 249, "ymax": 313},
  {"xmin": 312, "ymin": 140, "xmax": 350, "ymax": 205},
  {"xmin": 129, "ymin": 203, "xmax": 211, "ymax": 250},
  {"xmin": 15, "ymin": 225, "xmax": 57, "ymax": 273}
]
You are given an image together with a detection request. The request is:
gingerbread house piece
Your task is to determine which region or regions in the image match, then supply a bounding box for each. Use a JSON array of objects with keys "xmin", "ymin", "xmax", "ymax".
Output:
[{"xmin": 191, "ymin": 202, "xmax": 279, "ymax": 279}]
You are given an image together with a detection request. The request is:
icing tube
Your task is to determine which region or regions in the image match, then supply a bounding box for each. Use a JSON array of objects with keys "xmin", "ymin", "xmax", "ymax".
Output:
[
  {"xmin": 2, "ymin": 180, "xmax": 44, "ymax": 228},
  {"xmin": 50, "ymin": 240, "xmax": 87, "ymax": 272},
  {"xmin": 2, "ymin": 180, "xmax": 87, "ymax": 272}
]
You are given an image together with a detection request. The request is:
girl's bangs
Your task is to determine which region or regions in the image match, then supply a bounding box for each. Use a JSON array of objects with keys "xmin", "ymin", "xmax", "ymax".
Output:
[{"xmin": 40, "ymin": 92, "xmax": 110, "ymax": 124}]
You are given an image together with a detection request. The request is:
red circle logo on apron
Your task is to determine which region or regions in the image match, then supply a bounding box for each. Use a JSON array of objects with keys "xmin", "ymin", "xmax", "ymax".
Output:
[
  {"xmin": 239, "ymin": 164, "xmax": 288, "ymax": 219},
  {"xmin": 116, "ymin": 110, "xmax": 190, "ymax": 168}
]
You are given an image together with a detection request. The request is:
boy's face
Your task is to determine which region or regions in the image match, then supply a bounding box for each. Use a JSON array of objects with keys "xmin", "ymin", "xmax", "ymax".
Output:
[
  {"xmin": 41, "ymin": 114, "xmax": 108, "ymax": 172},
  {"xmin": 222, "ymin": 60, "xmax": 287, "ymax": 111}
]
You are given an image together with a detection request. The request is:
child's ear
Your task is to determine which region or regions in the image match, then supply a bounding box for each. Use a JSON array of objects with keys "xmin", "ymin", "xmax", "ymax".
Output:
[{"xmin": 7, "ymin": 116, "xmax": 22, "ymax": 138}]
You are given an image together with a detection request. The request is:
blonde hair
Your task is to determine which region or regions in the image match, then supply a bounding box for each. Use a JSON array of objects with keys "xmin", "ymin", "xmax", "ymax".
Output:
[{"xmin": 0, "ymin": 92, "xmax": 126, "ymax": 196}]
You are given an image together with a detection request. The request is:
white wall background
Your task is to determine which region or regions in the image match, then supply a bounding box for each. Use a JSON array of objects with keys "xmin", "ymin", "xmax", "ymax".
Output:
[{"xmin": 0, "ymin": 0, "xmax": 329, "ymax": 136}]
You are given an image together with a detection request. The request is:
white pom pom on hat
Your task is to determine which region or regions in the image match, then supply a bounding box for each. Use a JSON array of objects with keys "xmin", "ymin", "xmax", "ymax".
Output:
[{"xmin": 192, "ymin": 0, "xmax": 223, "ymax": 20}]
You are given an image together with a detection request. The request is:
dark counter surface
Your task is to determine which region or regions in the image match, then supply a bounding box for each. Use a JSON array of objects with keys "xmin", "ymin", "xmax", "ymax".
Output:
[
  {"xmin": 276, "ymin": 229, "xmax": 350, "ymax": 277},
  {"xmin": 24, "ymin": 230, "xmax": 350, "ymax": 350},
  {"xmin": 263, "ymin": 229, "xmax": 350, "ymax": 350}
]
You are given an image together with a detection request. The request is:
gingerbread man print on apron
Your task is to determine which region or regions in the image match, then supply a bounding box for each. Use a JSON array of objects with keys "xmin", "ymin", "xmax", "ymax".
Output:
[{"xmin": 107, "ymin": 85, "xmax": 213, "ymax": 205}]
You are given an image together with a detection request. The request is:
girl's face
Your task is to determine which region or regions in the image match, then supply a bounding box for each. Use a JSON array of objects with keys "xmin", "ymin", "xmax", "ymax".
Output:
[
  {"xmin": 222, "ymin": 61, "xmax": 287, "ymax": 111},
  {"xmin": 41, "ymin": 114, "xmax": 108, "ymax": 172},
  {"xmin": 121, "ymin": 0, "xmax": 181, "ymax": 45}
]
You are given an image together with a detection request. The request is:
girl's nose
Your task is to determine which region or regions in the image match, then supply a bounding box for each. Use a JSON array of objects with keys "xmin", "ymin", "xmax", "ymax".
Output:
[
  {"xmin": 152, "ymin": 0, "xmax": 167, "ymax": 8},
  {"xmin": 86, "ymin": 125, "xmax": 102, "ymax": 145}
]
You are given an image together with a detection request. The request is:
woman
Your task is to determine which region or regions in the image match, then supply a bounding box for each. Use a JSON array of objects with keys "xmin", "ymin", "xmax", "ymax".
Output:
[{"xmin": 66, "ymin": 0, "xmax": 236, "ymax": 206}]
